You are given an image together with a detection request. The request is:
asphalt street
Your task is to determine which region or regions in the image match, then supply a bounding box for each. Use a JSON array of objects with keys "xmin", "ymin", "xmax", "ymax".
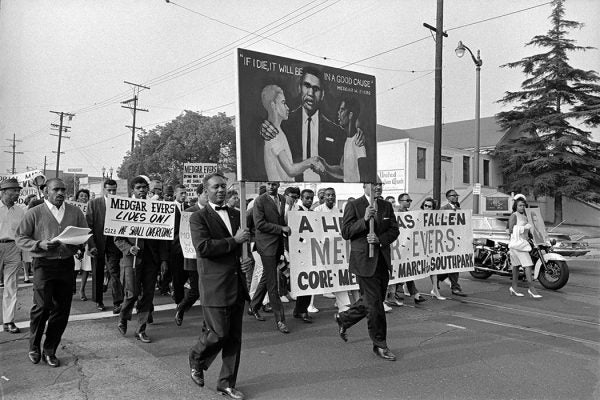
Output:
[{"xmin": 1, "ymin": 257, "xmax": 598, "ymax": 400}]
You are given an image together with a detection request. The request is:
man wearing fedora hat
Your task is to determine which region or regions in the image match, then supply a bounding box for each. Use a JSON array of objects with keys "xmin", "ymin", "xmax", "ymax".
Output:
[{"xmin": 0, "ymin": 178, "xmax": 24, "ymax": 334}]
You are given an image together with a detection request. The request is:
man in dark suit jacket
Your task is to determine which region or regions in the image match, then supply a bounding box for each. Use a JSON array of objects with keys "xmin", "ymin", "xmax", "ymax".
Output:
[
  {"xmin": 249, "ymin": 182, "xmax": 291, "ymax": 334},
  {"xmin": 438, "ymin": 189, "xmax": 467, "ymax": 297},
  {"xmin": 188, "ymin": 173, "xmax": 250, "ymax": 400},
  {"xmin": 87, "ymin": 179, "xmax": 122, "ymax": 313},
  {"xmin": 335, "ymin": 182, "xmax": 400, "ymax": 361}
]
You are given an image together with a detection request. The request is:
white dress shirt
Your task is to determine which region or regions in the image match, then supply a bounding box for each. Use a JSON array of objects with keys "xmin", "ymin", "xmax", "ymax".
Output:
[
  {"xmin": 209, "ymin": 202, "xmax": 233, "ymax": 235},
  {"xmin": 45, "ymin": 199, "xmax": 65, "ymax": 224},
  {"xmin": 302, "ymin": 109, "xmax": 321, "ymax": 182},
  {"xmin": 0, "ymin": 200, "xmax": 25, "ymax": 240}
]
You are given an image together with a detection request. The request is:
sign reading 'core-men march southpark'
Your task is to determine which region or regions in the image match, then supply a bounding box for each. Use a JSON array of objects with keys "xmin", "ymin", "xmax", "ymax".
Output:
[
  {"xmin": 288, "ymin": 210, "xmax": 474, "ymax": 296},
  {"xmin": 103, "ymin": 196, "xmax": 176, "ymax": 240},
  {"xmin": 236, "ymin": 48, "xmax": 377, "ymax": 183}
]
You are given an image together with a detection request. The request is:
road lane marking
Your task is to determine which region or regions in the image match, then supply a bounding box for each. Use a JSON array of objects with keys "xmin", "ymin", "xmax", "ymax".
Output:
[
  {"xmin": 446, "ymin": 324, "xmax": 466, "ymax": 330},
  {"xmin": 453, "ymin": 314, "xmax": 600, "ymax": 347}
]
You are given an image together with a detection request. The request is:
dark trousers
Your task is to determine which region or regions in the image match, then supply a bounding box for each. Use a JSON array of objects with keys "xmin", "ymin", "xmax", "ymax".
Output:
[
  {"xmin": 119, "ymin": 254, "xmax": 159, "ymax": 332},
  {"xmin": 189, "ymin": 293, "xmax": 244, "ymax": 389},
  {"xmin": 437, "ymin": 272, "xmax": 462, "ymax": 291},
  {"xmin": 94, "ymin": 244, "xmax": 123, "ymax": 307},
  {"xmin": 293, "ymin": 295, "xmax": 311, "ymax": 315},
  {"xmin": 91, "ymin": 254, "xmax": 104, "ymax": 304},
  {"xmin": 30, "ymin": 257, "xmax": 75, "ymax": 356},
  {"xmin": 338, "ymin": 256, "xmax": 389, "ymax": 349},
  {"xmin": 250, "ymin": 254, "xmax": 285, "ymax": 323},
  {"xmin": 178, "ymin": 270, "xmax": 200, "ymax": 315},
  {"xmin": 169, "ymin": 251, "xmax": 186, "ymax": 304}
]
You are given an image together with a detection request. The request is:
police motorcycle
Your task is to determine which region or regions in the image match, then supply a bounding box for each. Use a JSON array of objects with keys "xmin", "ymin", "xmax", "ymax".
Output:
[{"xmin": 470, "ymin": 215, "xmax": 569, "ymax": 290}]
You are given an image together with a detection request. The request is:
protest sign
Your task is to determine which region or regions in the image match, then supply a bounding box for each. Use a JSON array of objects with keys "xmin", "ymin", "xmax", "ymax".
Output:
[
  {"xmin": 180, "ymin": 210, "xmax": 196, "ymax": 259},
  {"xmin": 236, "ymin": 48, "xmax": 377, "ymax": 183},
  {"xmin": 183, "ymin": 163, "xmax": 217, "ymax": 198},
  {"xmin": 103, "ymin": 195, "xmax": 176, "ymax": 240},
  {"xmin": 0, "ymin": 169, "xmax": 45, "ymax": 207},
  {"xmin": 65, "ymin": 200, "xmax": 88, "ymax": 215},
  {"xmin": 287, "ymin": 210, "xmax": 474, "ymax": 296}
]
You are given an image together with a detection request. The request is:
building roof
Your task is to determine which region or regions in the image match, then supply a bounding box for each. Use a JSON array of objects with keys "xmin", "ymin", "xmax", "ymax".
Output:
[{"xmin": 377, "ymin": 116, "xmax": 509, "ymax": 150}]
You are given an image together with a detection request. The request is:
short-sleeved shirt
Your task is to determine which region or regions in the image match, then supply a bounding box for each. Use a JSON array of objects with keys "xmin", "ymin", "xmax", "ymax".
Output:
[
  {"xmin": 343, "ymin": 135, "xmax": 366, "ymax": 182},
  {"xmin": 264, "ymin": 127, "xmax": 294, "ymax": 181}
]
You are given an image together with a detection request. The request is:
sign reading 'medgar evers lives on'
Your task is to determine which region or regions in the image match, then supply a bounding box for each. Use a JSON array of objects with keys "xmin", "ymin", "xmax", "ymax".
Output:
[
  {"xmin": 103, "ymin": 196, "xmax": 176, "ymax": 240},
  {"xmin": 287, "ymin": 210, "xmax": 474, "ymax": 296}
]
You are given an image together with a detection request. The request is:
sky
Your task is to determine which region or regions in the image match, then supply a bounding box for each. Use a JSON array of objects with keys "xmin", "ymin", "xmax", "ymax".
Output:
[{"xmin": 0, "ymin": 0, "xmax": 598, "ymax": 177}]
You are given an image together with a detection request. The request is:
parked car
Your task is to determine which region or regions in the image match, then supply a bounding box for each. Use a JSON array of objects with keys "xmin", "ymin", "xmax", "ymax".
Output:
[
  {"xmin": 472, "ymin": 215, "xmax": 590, "ymax": 257},
  {"xmin": 546, "ymin": 232, "xmax": 590, "ymax": 257}
]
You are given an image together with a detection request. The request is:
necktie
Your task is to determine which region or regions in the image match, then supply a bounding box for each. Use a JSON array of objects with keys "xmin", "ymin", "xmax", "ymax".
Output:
[
  {"xmin": 306, "ymin": 116, "xmax": 312, "ymax": 158},
  {"xmin": 215, "ymin": 205, "xmax": 228, "ymax": 211}
]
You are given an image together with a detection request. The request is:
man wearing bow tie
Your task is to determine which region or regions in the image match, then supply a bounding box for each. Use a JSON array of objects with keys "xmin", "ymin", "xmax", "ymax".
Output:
[{"xmin": 188, "ymin": 173, "xmax": 250, "ymax": 400}]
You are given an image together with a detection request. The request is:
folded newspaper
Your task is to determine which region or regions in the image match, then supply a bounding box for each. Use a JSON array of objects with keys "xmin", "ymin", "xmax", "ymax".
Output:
[{"xmin": 51, "ymin": 226, "xmax": 92, "ymax": 246}]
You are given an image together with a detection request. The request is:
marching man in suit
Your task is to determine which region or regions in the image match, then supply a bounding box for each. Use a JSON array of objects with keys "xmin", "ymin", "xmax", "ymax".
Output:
[
  {"xmin": 335, "ymin": 181, "xmax": 400, "ymax": 361},
  {"xmin": 188, "ymin": 173, "xmax": 250, "ymax": 400}
]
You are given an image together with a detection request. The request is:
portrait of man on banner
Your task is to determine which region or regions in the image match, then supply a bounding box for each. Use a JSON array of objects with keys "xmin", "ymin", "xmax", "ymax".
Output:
[{"xmin": 236, "ymin": 48, "xmax": 377, "ymax": 184}]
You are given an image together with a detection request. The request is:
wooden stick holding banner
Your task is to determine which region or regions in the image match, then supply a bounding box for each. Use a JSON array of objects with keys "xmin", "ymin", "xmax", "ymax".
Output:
[
  {"xmin": 240, "ymin": 181, "xmax": 247, "ymax": 259},
  {"xmin": 132, "ymin": 237, "xmax": 138, "ymax": 270},
  {"xmin": 369, "ymin": 189, "xmax": 376, "ymax": 258}
]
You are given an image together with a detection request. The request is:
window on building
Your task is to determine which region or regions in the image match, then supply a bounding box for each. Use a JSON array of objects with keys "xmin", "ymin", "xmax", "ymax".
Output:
[
  {"xmin": 483, "ymin": 159, "xmax": 490, "ymax": 186},
  {"xmin": 417, "ymin": 147, "xmax": 426, "ymax": 179},
  {"xmin": 463, "ymin": 156, "xmax": 470, "ymax": 184}
]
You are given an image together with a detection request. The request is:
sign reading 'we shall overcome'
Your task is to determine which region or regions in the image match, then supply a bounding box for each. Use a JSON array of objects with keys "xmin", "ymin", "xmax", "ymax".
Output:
[
  {"xmin": 103, "ymin": 195, "xmax": 176, "ymax": 240},
  {"xmin": 288, "ymin": 210, "xmax": 474, "ymax": 296}
]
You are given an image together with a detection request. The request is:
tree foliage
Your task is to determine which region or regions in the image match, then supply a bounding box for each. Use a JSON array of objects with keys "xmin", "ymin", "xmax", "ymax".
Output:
[
  {"xmin": 118, "ymin": 111, "xmax": 236, "ymax": 184},
  {"xmin": 495, "ymin": 0, "xmax": 600, "ymax": 220}
]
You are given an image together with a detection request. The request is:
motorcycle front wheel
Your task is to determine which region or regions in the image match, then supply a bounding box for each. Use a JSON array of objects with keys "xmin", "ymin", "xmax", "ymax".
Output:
[
  {"xmin": 470, "ymin": 270, "xmax": 492, "ymax": 279},
  {"xmin": 538, "ymin": 260, "xmax": 569, "ymax": 290}
]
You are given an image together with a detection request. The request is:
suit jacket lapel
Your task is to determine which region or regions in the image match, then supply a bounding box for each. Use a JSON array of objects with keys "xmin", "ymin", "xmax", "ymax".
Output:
[{"xmin": 207, "ymin": 205, "xmax": 232, "ymax": 237}]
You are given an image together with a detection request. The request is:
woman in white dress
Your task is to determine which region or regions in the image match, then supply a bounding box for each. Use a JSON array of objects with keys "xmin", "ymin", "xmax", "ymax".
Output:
[
  {"xmin": 73, "ymin": 189, "xmax": 93, "ymax": 300},
  {"xmin": 508, "ymin": 197, "xmax": 541, "ymax": 298},
  {"xmin": 261, "ymin": 85, "xmax": 320, "ymax": 180}
]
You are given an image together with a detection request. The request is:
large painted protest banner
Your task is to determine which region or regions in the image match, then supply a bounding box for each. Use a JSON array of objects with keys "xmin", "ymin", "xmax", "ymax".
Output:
[
  {"xmin": 183, "ymin": 163, "xmax": 217, "ymax": 198},
  {"xmin": 288, "ymin": 210, "xmax": 474, "ymax": 296},
  {"xmin": 103, "ymin": 195, "xmax": 176, "ymax": 240},
  {"xmin": 0, "ymin": 170, "xmax": 46, "ymax": 207},
  {"xmin": 236, "ymin": 48, "xmax": 377, "ymax": 183},
  {"xmin": 179, "ymin": 211, "xmax": 196, "ymax": 259}
]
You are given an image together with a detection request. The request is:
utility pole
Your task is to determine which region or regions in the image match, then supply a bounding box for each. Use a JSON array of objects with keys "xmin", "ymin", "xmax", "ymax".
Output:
[
  {"xmin": 50, "ymin": 111, "xmax": 75, "ymax": 178},
  {"xmin": 423, "ymin": 0, "xmax": 446, "ymax": 205},
  {"xmin": 4, "ymin": 134, "xmax": 23, "ymax": 174},
  {"xmin": 121, "ymin": 81, "xmax": 149, "ymax": 153},
  {"xmin": 43, "ymin": 156, "xmax": 47, "ymax": 176}
]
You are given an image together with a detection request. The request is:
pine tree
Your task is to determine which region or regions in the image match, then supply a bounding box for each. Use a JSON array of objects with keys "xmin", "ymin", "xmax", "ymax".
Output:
[{"xmin": 495, "ymin": 0, "xmax": 600, "ymax": 223}]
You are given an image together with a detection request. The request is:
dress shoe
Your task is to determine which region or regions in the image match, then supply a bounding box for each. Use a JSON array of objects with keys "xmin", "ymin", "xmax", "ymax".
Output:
[
  {"xmin": 113, "ymin": 304, "xmax": 122, "ymax": 314},
  {"xmin": 385, "ymin": 298, "xmax": 403, "ymax": 307},
  {"xmin": 28, "ymin": 349, "xmax": 41, "ymax": 364},
  {"xmin": 280, "ymin": 295, "xmax": 289, "ymax": 303},
  {"xmin": 430, "ymin": 289, "xmax": 446, "ymax": 300},
  {"xmin": 117, "ymin": 319, "xmax": 127, "ymax": 336},
  {"xmin": 42, "ymin": 352, "xmax": 60, "ymax": 367},
  {"xmin": 334, "ymin": 313, "xmax": 348, "ymax": 342},
  {"xmin": 248, "ymin": 307, "xmax": 265, "ymax": 321},
  {"xmin": 23, "ymin": 278, "xmax": 32, "ymax": 284},
  {"xmin": 135, "ymin": 331, "xmax": 151, "ymax": 343},
  {"xmin": 262, "ymin": 304, "xmax": 273, "ymax": 313},
  {"xmin": 509, "ymin": 287, "xmax": 524, "ymax": 297},
  {"xmin": 175, "ymin": 308, "xmax": 184, "ymax": 326},
  {"xmin": 528, "ymin": 289, "xmax": 542, "ymax": 299},
  {"xmin": 276, "ymin": 321, "xmax": 290, "ymax": 334},
  {"xmin": 307, "ymin": 305, "xmax": 320, "ymax": 313},
  {"xmin": 452, "ymin": 289, "xmax": 467, "ymax": 297},
  {"xmin": 373, "ymin": 346, "xmax": 396, "ymax": 361},
  {"xmin": 323, "ymin": 292, "xmax": 336, "ymax": 299},
  {"xmin": 383, "ymin": 302, "xmax": 393, "ymax": 313},
  {"xmin": 293, "ymin": 312, "xmax": 313, "ymax": 323},
  {"xmin": 3, "ymin": 322, "xmax": 20, "ymax": 333},
  {"xmin": 414, "ymin": 295, "xmax": 428, "ymax": 304},
  {"xmin": 217, "ymin": 386, "xmax": 245, "ymax": 400},
  {"xmin": 80, "ymin": 294, "xmax": 88, "ymax": 301},
  {"xmin": 96, "ymin": 302, "xmax": 105, "ymax": 311},
  {"xmin": 190, "ymin": 368, "xmax": 204, "ymax": 387}
]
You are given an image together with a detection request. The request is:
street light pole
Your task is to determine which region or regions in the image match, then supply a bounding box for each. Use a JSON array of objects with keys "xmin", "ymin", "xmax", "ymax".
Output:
[{"xmin": 456, "ymin": 41, "xmax": 482, "ymax": 214}]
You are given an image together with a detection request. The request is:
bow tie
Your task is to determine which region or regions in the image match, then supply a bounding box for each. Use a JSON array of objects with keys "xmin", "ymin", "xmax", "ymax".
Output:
[{"xmin": 214, "ymin": 205, "xmax": 228, "ymax": 211}]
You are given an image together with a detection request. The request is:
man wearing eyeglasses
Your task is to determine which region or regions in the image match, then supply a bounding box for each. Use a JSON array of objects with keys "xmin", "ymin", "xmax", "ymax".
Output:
[{"xmin": 439, "ymin": 189, "xmax": 467, "ymax": 297}]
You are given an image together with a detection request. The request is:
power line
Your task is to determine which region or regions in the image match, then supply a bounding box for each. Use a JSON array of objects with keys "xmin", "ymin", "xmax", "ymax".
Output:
[
  {"xmin": 446, "ymin": 2, "xmax": 552, "ymax": 32},
  {"xmin": 4, "ymin": 134, "xmax": 23, "ymax": 174}
]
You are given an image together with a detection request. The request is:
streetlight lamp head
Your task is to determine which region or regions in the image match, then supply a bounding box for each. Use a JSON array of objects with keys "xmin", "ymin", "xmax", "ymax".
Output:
[{"xmin": 455, "ymin": 41, "xmax": 466, "ymax": 58}]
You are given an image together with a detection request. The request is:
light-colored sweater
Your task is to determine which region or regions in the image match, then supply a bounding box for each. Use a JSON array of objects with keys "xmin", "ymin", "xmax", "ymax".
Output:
[{"xmin": 16, "ymin": 202, "xmax": 88, "ymax": 259}]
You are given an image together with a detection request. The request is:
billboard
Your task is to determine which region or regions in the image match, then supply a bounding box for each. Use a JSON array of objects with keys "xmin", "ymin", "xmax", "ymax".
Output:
[{"xmin": 236, "ymin": 48, "xmax": 377, "ymax": 183}]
